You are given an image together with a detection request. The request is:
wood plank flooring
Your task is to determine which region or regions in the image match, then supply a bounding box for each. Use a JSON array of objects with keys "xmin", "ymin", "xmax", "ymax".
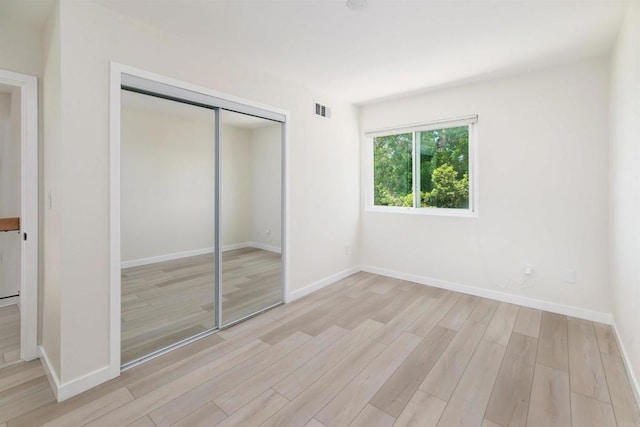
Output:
[
  {"xmin": 121, "ymin": 248, "xmax": 282, "ymax": 364},
  {"xmin": 2, "ymin": 272, "xmax": 639, "ymax": 426},
  {"xmin": 0, "ymin": 305, "xmax": 20, "ymax": 368}
]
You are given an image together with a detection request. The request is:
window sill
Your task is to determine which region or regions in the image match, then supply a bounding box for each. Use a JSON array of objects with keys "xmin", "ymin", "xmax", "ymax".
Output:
[{"xmin": 365, "ymin": 205, "xmax": 478, "ymax": 218}]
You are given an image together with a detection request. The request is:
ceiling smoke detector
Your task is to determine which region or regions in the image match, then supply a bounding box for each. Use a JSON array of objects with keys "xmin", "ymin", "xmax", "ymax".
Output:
[{"xmin": 347, "ymin": 0, "xmax": 367, "ymax": 11}]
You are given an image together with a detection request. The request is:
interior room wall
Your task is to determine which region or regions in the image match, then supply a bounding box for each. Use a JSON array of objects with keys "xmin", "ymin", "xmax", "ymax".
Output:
[
  {"xmin": 0, "ymin": 89, "xmax": 21, "ymax": 304},
  {"xmin": 41, "ymin": 0, "xmax": 360, "ymax": 387},
  {"xmin": 250, "ymin": 123, "xmax": 282, "ymax": 251},
  {"xmin": 0, "ymin": 93, "xmax": 9, "ymax": 119},
  {"xmin": 41, "ymin": 3, "xmax": 62, "ymax": 377},
  {"xmin": 609, "ymin": 2, "xmax": 640, "ymax": 398},
  {"xmin": 0, "ymin": 13, "xmax": 43, "ymax": 78},
  {"xmin": 221, "ymin": 123, "xmax": 252, "ymax": 249},
  {"xmin": 360, "ymin": 58, "xmax": 611, "ymax": 317},
  {"xmin": 120, "ymin": 100, "xmax": 215, "ymax": 265}
]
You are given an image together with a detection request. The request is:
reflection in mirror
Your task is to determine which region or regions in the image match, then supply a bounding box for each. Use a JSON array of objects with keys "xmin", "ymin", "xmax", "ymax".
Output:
[
  {"xmin": 120, "ymin": 90, "xmax": 216, "ymax": 365},
  {"xmin": 220, "ymin": 110, "xmax": 282, "ymax": 326}
]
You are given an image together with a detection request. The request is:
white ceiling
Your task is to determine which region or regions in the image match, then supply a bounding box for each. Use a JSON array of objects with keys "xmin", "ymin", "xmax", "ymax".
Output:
[
  {"xmin": 8, "ymin": 0, "xmax": 630, "ymax": 104},
  {"xmin": 94, "ymin": 0, "xmax": 628, "ymax": 104}
]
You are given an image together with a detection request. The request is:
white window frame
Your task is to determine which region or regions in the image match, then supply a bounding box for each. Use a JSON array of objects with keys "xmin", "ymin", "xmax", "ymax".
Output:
[{"xmin": 365, "ymin": 115, "xmax": 478, "ymax": 217}]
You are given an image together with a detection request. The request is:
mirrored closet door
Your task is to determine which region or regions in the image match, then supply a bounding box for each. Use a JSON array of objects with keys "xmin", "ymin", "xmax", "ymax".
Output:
[
  {"xmin": 219, "ymin": 111, "xmax": 283, "ymax": 326},
  {"xmin": 119, "ymin": 81, "xmax": 285, "ymax": 368},
  {"xmin": 120, "ymin": 90, "xmax": 216, "ymax": 366}
]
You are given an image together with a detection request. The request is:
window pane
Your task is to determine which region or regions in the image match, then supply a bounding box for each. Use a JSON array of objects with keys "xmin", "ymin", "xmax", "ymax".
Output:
[
  {"xmin": 418, "ymin": 125, "xmax": 469, "ymax": 208},
  {"xmin": 373, "ymin": 133, "xmax": 413, "ymax": 207}
]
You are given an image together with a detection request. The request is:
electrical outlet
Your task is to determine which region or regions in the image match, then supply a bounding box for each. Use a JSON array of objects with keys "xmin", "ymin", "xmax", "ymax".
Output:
[{"xmin": 524, "ymin": 265, "xmax": 535, "ymax": 277}]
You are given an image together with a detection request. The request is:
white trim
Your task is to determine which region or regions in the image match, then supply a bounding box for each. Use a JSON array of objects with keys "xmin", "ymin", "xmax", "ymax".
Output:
[
  {"xmin": 364, "ymin": 118, "xmax": 477, "ymax": 218},
  {"xmin": 365, "ymin": 115, "xmax": 478, "ymax": 137},
  {"xmin": 110, "ymin": 62, "xmax": 290, "ymax": 380},
  {"xmin": 39, "ymin": 346, "xmax": 111, "ymax": 402},
  {"xmin": 223, "ymin": 242, "xmax": 251, "ymax": 252},
  {"xmin": 365, "ymin": 205, "xmax": 478, "ymax": 218},
  {"xmin": 0, "ymin": 69, "xmax": 38, "ymax": 363},
  {"xmin": 250, "ymin": 241, "xmax": 282, "ymax": 254},
  {"xmin": 282, "ymin": 119, "xmax": 290, "ymax": 303},
  {"xmin": 0, "ymin": 296, "xmax": 19, "ymax": 308},
  {"xmin": 360, "ymin": 265, "xmax": 613, "ymax": 324},
  {"xmin": 115, "ymin": 64, "xmax": 289, "ymax": 119},
  {"xmin": 109, "ymin": 63, "xmax": 122, "ymax": 379},
  {"xmin": 121, "ymin": 72, "xmax": 287, "ymax": 122},
  {"xmin": 38, "ymin": 346, "xmax": 60, "ymax": 400},
  {"xmin": 121, "ymin": 247, "xmax": 215, "ymax": 269},
  {"xmin": 611, "ymin": 321, "xmax": 640, "ymax": 406},
  {"xmin": 288, "ymin": 266, "xmax": 362, "ymax": 302}
]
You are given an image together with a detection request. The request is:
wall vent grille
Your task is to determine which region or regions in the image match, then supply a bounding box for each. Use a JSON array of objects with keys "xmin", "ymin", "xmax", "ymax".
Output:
[{"xmin": 315, "ymin": 102, "xmax": 331, "ymax": 118}]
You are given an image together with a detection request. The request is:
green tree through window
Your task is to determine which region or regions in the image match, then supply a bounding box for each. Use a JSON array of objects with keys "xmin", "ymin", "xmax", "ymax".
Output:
[
  {"xmin": 373, "ymin": 123, "xmax": 471, "ymax": 209},
  {"xmin": 373, "ymin": 133, "xmax": 413, "ymax": 207}
]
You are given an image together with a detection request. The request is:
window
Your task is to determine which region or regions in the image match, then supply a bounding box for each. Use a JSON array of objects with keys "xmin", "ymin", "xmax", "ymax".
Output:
[{"xmin": 368, "ymin": 116, "xmax": 477, "ymax": 215}]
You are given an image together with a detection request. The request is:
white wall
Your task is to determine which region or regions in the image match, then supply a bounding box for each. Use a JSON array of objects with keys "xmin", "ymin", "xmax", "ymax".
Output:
[
  {"xmin": 120, "ymin": 99, "xmax": 215, "ymax": 263},
  {"xmin": 0, "ymin": 14, "xmax": 43, "ymax": 78},
  {"xmin": 360, "ymin": 58, "xmax": 611, "ymax": 316},
  {"xmin": 610, "ymin": 2, "xmax": 640, "ymax": 397},
  {"xmin": 250, "ymin": 123, "xmax": 282, "ymax": 250},
  {"xmin": 41, "ymin": 3, "xmax": 62, "ymax": 376},
  {"xmin": 0, "ymin": 93, "xmax": 9, "ymax": 117},
  {"xmin": 0, "ymin": 89, "xmax": 21, "ymax": 302},
  {"xmin": 41, "ymin": 0, "xmax": 360, "ymax": 387},
  {"xmin": 221, "ymin": 123, "xmax": 252, "ymax": 249}
]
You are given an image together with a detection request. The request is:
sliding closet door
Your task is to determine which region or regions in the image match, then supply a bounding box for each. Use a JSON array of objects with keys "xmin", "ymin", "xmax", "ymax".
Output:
[
  {"xmin": 220, "ymin": 110, "xmax": 283, "ymax": 326},
  {"xmin": 120, "ymin": 90, "xmax": 216, "ymax": 366}
]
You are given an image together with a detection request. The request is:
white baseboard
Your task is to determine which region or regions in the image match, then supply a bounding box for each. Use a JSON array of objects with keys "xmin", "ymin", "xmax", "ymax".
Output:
[
  {"xmin": 38, "ymin": 345, "xmax": 111, "ymax": 402},
  {"xmin": 249, "ymin": 241, "xmax": 281, "ymax": 254},
  {"xmin": 0, "ymin": 295, "xmax": 19, "ymax": 308},
  {"xmin": 288, "ymin": 266, "xmax": 361, "ymax": 302},
  {"xmin": 360, "ymin": 265, "xmax": 613, "ymax": 324},
  {"xmin": 612, "ymin": 321, "xmax": 640, "ymax": 406},
  {"xmin": 38, "ymin": 346, "xmax": 60, "ymax": 400},
  {"xmin": 121, "ymin": 242, "xmax": 283, "ymax": 269},
  {"xmin": 121, "ymin": 247, "xmax": 215, "ymax": 269},
  {"xmin": 222, "ymin": 242, "xmax": 252, "ymax": 252}
]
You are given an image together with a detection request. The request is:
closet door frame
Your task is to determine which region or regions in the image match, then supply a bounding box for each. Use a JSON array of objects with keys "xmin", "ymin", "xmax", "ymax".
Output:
[{"xmin": 109, "ymin": 63, "xmax": 289, "ymax": 379}]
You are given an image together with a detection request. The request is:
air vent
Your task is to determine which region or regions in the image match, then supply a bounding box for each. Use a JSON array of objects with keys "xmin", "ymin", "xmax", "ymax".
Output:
[{"xmin": 315, "ymin": 102, "xmax": 331, "ymax": 118}]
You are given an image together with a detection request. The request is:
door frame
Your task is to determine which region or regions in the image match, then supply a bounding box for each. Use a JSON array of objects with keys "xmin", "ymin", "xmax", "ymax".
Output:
[
  {"xmin": 0, "ymin": 69, "xmax": 39, "ymax": 362},
  {"xmin": 109, "ymin": 62, "xmax": 289, "ymax": 378}
]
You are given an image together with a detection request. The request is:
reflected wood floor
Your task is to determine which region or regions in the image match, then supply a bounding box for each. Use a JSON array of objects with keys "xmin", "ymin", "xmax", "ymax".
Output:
[
  {"xmin": 0, "ymin": 305, "xmax": 20, "ymax": 368},
  {"xmin": 2, "ymin": 272, "xmax": 640, "ymax": 426},
  {"xmin": 121, "ymin": 248, "xmax": 282, "ymax": 364}
]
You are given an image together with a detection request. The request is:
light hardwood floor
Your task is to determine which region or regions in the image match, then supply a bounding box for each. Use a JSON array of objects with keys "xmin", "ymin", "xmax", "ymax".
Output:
[
  {"xmin": 2, "ymin": 272, "xmax": 640, "ymax": 426},
  {"xmin": 0, "ymin": 305, "xmax": 20, "ymax": 368},
  {"xmin": 121, "ymin": 248, "xmax": 282, "ymax": 364}
]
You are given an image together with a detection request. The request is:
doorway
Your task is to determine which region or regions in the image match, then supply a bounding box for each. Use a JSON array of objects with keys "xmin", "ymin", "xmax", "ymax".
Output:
[
  {"xmin": 111, "ymin": 65, "xmax": 287, "ymax": 373},
  {"xmin": 0, "ymin": 69, "xmax": 38, "ymax": 368}
]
